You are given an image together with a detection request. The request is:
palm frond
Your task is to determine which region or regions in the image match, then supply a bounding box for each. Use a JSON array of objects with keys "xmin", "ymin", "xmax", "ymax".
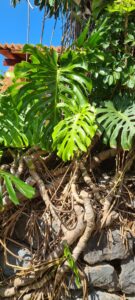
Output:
[{"xmin": 10, "ymin": 0, "xmax": 21, "ymax": 7}]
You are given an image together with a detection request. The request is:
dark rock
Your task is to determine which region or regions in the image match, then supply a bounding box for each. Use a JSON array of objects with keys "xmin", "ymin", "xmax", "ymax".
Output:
[
  {"xmin": 0, "ymin": 241, "xmax": 32, "ymax": 277},
  {"xmin": 66, "ymin": 290, "xmax": 121, "ymax": 300},
  {"xmin": 83, "ymin": 230, "xmax": 133, "ymax": 265},
  {"xmin": 84, "ymin": 263, "xmax": 119, "ymax": 291},
  {"xmin": 13, "ymin": 214, "xmax": 45, "ymax": 249},
  {"xmin": 13, "ymin": 214, "xmax": 28, "ymax": 242},
  {"xmin": 89, "ymin": 290, "xmax": 121, "ymax": 300},
  {"xmin": 119, "ymin": 257, "xmax": 135, "ymax": 294}
]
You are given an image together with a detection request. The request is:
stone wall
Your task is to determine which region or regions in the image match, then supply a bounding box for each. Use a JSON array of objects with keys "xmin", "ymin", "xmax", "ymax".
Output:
[
  {"xmin": 68, "ymin": 229, "xmax": 135, "ymax": 299},
  {"xmin": 0, "ymin": 224, "xmax": 135, "ymax": 300}
]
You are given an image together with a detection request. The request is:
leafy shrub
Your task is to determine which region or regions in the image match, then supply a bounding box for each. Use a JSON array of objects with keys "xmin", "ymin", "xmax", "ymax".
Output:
[{"xmin": 0, "ymin": 0, "xmax": 135, "ymax": 160}]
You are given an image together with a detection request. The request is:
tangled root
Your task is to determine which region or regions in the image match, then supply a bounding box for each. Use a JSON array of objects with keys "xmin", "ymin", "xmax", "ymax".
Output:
[{"xmin": 0, "ymin": 149, "xmax": 135, "ymax": 299}]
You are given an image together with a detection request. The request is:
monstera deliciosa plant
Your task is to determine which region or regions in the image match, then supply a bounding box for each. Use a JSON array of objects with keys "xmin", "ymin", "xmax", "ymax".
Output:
[
  {"xmin": 0, "ymin": 1, "xmax": 135, "ymax": 300},
  {"xmin": 8, "ymin": 44, "xmax": 97, "ymax": 161},
  {"xmin": 1, "ymin": 0, "xmax": 135, "ymax": 162}
]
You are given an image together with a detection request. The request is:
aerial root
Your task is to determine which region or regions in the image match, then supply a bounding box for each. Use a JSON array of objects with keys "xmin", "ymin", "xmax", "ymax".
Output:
[
  {"xmin": 0, "ymin": 151, "xmax": 135, "ymax": 299},
  {"xmin": 53, "ymin": 190, "xmax": 95, "ymax": 289},
  {"xmin": 72, "ymin": 190, "xmax": 95, "ymax": 261},
  {"xmin": 90, "ymin": 149, "xmax": 117, "ymax": 170}
]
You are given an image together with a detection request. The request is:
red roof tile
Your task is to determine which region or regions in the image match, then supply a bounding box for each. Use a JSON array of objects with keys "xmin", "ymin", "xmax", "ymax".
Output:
[
  {"xmin": 0, "ymin": 43, "xmax": 23, "ymax": 51},
  {"xmin": 0, "ymin": 44, "xmax": 62, "ymax": 66},
  {"xmin": 0, "ymin": 44, "xmax": 62, "ymax": 91},
  {"xmin": 0, "ymin": 43, "xmax": 62, "ymax": 53}
]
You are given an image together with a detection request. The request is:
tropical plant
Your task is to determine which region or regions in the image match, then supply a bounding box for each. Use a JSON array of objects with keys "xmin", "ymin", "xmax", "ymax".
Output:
[
  {"xmin": 107, "ymin": 0, "xmax": 135, "ymax": 13},
  {"xmin": 63, "ymin": 243, "xmax": 81, "ymax": 288},
  {"xmin": 11, "ymin": 0, "xmax": 113, "ymax": 44},
  {"xmin": 0, "ymin": 169, "xmax": 35, "ymax": 206},
  {"xmin": 2, "ymin": 0, "xmax": 135, "ymax": 161},
  {"xmin": 0, "ymin": 2, "xmax": 135, "ymax": 300},
  {"xmin": 97, "ymin": 101, "xmax": 135, "ymax": 150},
  {"xmin": 9, "ymin": 44, "xmax": 96, "ymax": 159},
  {"xmin": 52, "ymin": 103, "xmax": 97, "ymax": 161},
  {"xmin": 0, "ymin": 94, "xmax": 28, "ymax": 148},
  {"xmin": 2, "ymin": 1, "xmax": 135, "ymax": 158}
]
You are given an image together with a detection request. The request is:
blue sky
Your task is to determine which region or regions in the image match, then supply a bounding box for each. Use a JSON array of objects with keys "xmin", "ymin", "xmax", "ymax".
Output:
[{"xmin": 0, "ymin": 0, "xmax": 62, "ymax": 72}]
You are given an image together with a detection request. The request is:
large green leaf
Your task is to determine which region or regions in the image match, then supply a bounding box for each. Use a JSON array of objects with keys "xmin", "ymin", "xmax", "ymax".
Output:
[
  {"xmin": 0, "ymin": 94, "xmax": 28, "ymax": 148},
  {"xmin": 13, "ymin": 45, "xmax": 92, "ymax": 150},
  {"xmin": 52, "ymin": 103, "xmax": 97, "ymax": 161},
  {"xmin": 97, "ymin": 101, "xmax": 135, "ymax": 150}
]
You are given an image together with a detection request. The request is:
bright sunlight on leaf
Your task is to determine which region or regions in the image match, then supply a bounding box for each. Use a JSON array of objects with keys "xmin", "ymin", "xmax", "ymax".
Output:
[{"xmin": 0, "ymin": 170, "xmax": 35, "ymax": 206}]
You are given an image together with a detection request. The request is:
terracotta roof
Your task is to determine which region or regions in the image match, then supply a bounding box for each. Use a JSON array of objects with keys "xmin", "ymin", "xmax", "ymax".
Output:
[
  {"xmin": 0, "ymin": 43, "xmax": 62, "ymax": 66},
  {"xmin": 0, "ymin": 44, "xmax": 25, "ymax": 66},
  {"xmin": 0, "ymin": 43, "xmax": 23, "ymax": 51},
  {"xmin": 0, "ymin": 43, "xmax": 62, "ymax": 52},
  {"xmin": 0, "ymin": 44, "xmax": 62, "ymax": 92}
]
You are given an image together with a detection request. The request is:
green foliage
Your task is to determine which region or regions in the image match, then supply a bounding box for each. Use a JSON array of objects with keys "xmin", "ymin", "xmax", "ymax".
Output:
[
  {"xmin": 91, "ymin": 0, "xmax": 112, "ymax": 19},
  {"xmin": 2, "ymin": 0, "xmax": 135, "ymax": 161},
  {"xmin": 34, "ymin": 0, "xmax": 81, "ymax": 12},
  {"xmin": 84, "ymin": 17, "xmax": 108, "ymax": 49},
  {"xmin": 63, "ymin": 243, "xmax": 81, "ymax": 288},
  {"xmin": 78, "ymin": 12, "xmax": 135, "ymax": 113},
  {"xmin": 97, "ymin": 101, "xmax": 135, "ymax": 150},
  {"xmin": 0, "ymin": 170, "xmax": 35, "ymax": 206},
  {"xmin": 0, "ymin": 94, "xmax": 28, "ymax": 148},
  {"xmin": 88, "ymin": 11, "xmax": 135, "ymax": 150},
  {"xmin": 11, "ymin": 0, "xmax": 21, "ymax": 7},
  {"xmin": 12, "ymin": 0, "xmax": 80, "ymax": 16},
  {"xmin": 107, "ymin": 0, "xmax": 135, "ymax": 13},
  {"xmin": 12, "ymin": 44, "xmax": 92, "ymax": 156},
  {"xmin": 48, "ymin": 0, "xmax": 55, "ymax": 6},
  {"xmin": 52, "ymin": 103, "xmax": 97, "ymax": 161},
  {"xmin": 75, "ymin": 19, "xmax": 90, "ymax": 48},
  {"xmin": 74, "ymin": 6, "xmax": 135, "ymax": 151}
]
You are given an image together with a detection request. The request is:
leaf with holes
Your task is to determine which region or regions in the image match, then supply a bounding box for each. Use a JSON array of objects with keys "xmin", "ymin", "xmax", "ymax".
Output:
[{"xmin": 13, "ymin": 45, "xmax": 92, "ymax": 150}]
